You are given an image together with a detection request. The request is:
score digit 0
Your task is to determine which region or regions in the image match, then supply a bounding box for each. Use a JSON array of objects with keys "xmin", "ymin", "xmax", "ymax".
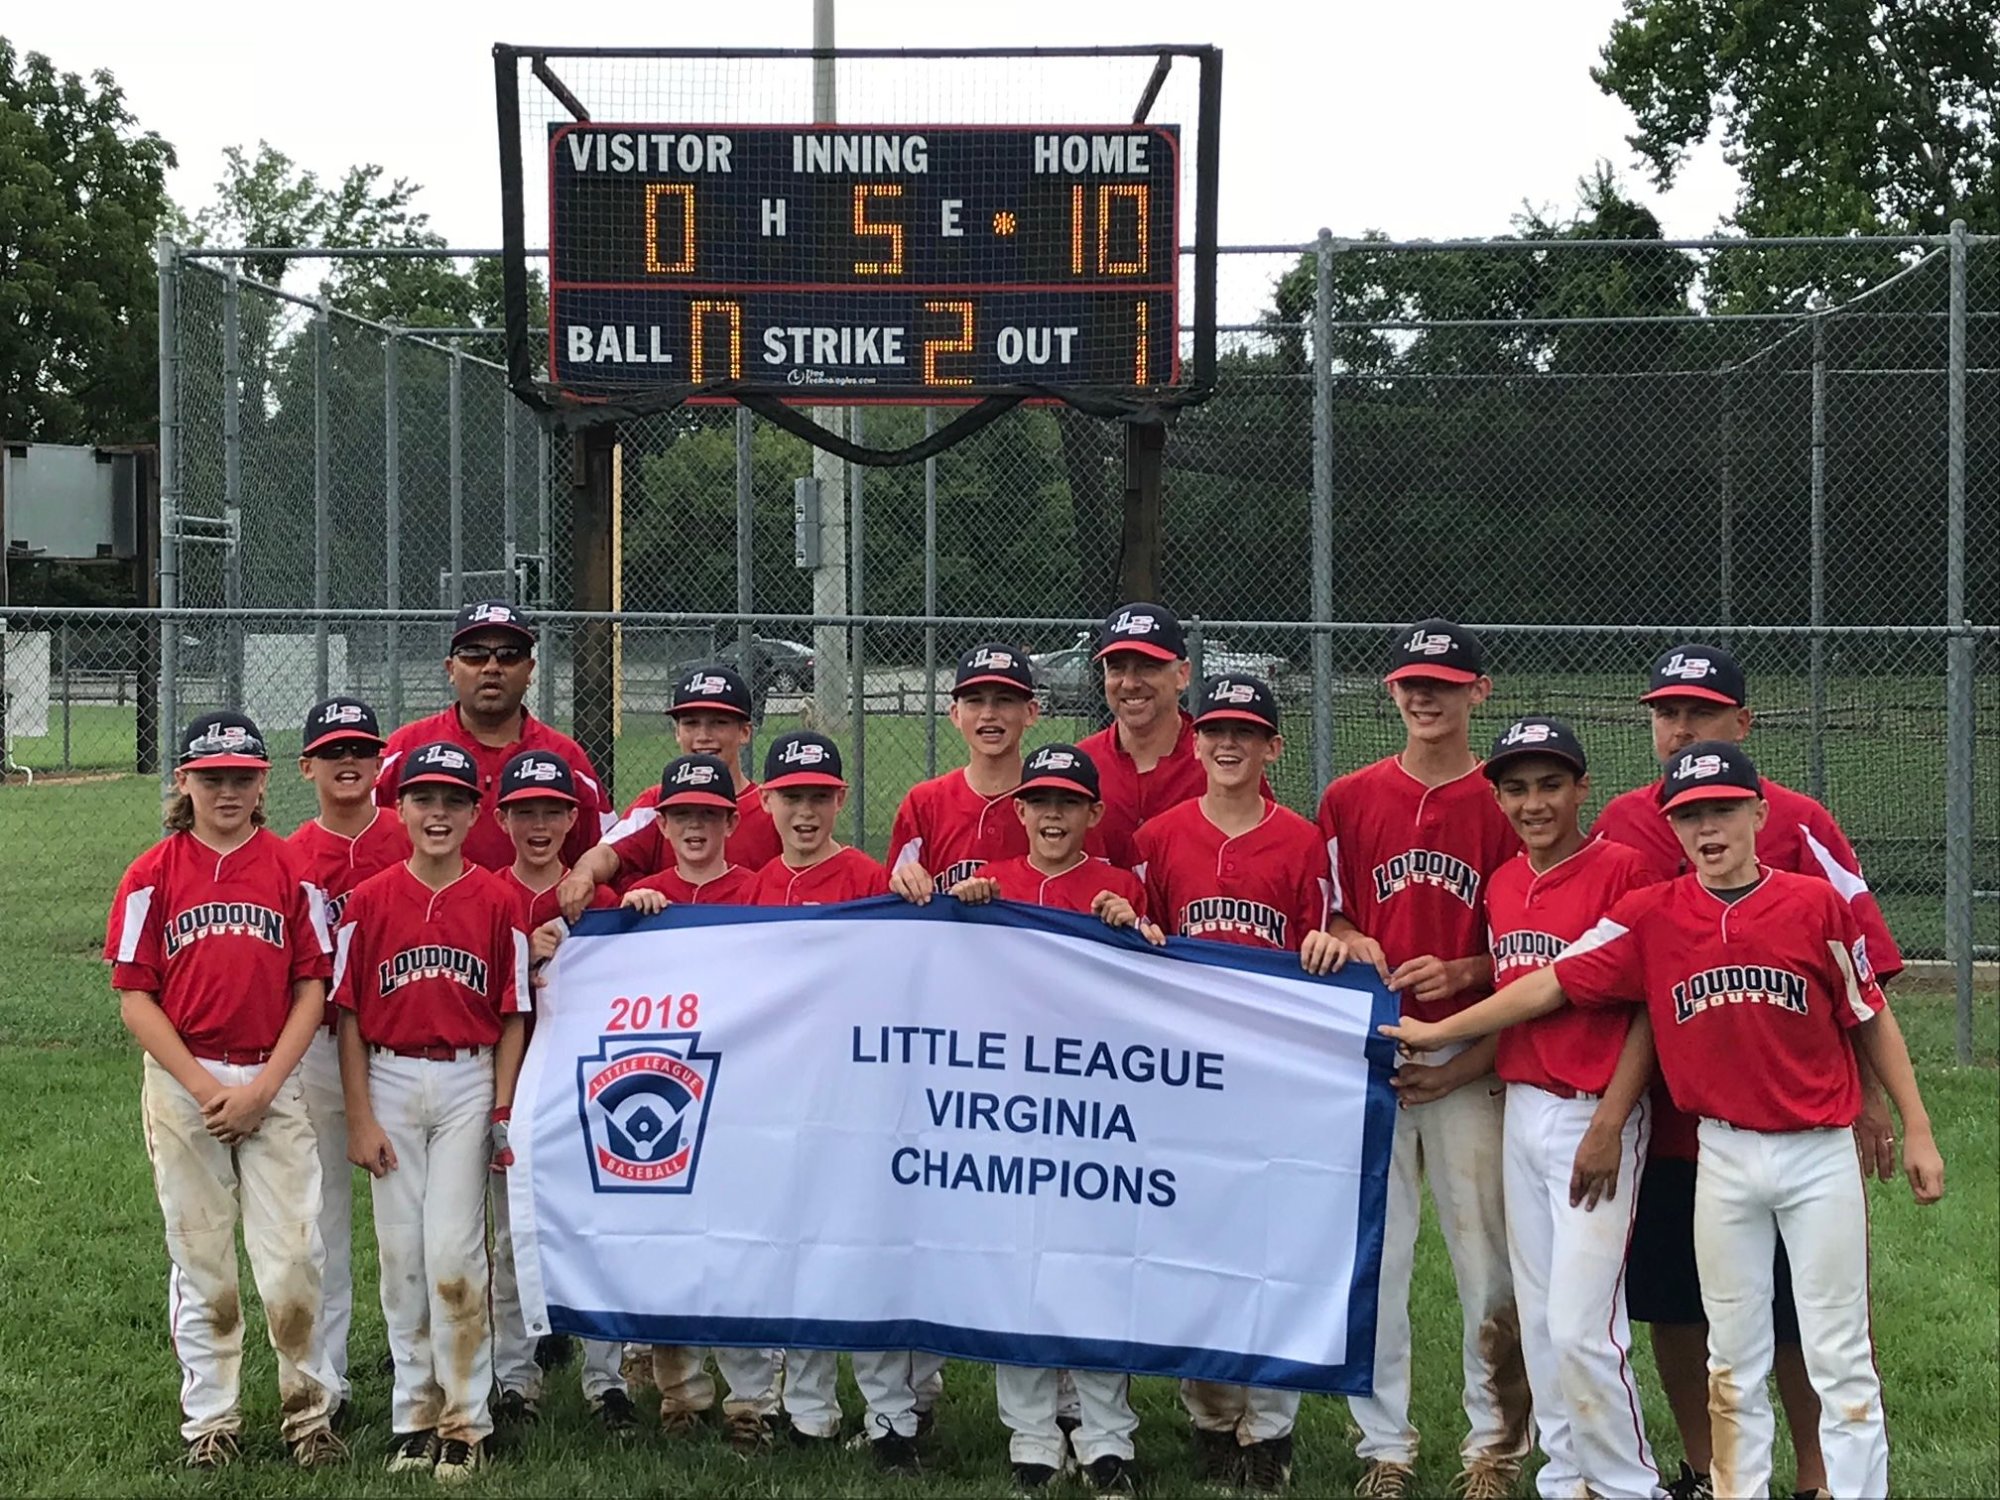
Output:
[
  {"xmin": 645, "ymin": 183, "xmax": 696, "ymax": 275},
  {"xmin": 1070, "ymin": 184, "xmax": 1150, "ymax": 276}
]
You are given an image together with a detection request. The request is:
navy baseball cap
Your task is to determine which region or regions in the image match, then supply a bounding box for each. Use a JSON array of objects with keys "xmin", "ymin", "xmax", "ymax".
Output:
[
  {"xmin": 178, "ymin": 711, "xmax": 270, "ymax": 771},
  {"xmin": 1485, "ymin": 716, "xmax": 1588, "ymax": 779},
  {"xmin": 671, "ymin": 663, "xmax": 753, "ymax": 720},
  {"xmin": 1194, "ymin": 674, "xmax": 1281, "ymax": 732},
  {"xmin": 1385, "ymin": 619, "xmax": 1484, "ymax": 685},
  {"xmin": 1641, "ymin": 644, "xmax": 1746, "ymax": 707},
  {"xmin": 1015, "ymin": 743, "xmax": 1101, "ymax": 801},
  {"xmin": 954, "ymin": 641, "xmax": 1035, "ymax": 697},
  {"xmin": 451, "ymin": 599, "xmax": 535, "ymax": 648},
  {"xmin": 1094, "ymin": 602, "xmax": 1187, "ymax": 663},
  {"xmin": 397, "ymin": 740, "xmax": 480, "ymax": 794},
  {"xmin": 497, "ymin": 749, "xmax": 577, "ymax": 805},
  {"xmin": 301, "ymin": 696, "xmax": 385, "ymax": 755},
  {"xmin": 658, "ymin": 753, "xmax": 739, "ymax": 810},
  {"xmin": 1658, "ymin": 740, "xmax": 1763, "ymax": 814},
  {"xmin": 763, "ymin": 731, "xmax": 846, "ymax": 790}
]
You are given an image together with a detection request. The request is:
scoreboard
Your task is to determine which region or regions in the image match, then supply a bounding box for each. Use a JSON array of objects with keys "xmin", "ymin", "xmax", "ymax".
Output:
[{"xmin": 548, "ymin": 124, "xmax": 1180, "ymax": 401}]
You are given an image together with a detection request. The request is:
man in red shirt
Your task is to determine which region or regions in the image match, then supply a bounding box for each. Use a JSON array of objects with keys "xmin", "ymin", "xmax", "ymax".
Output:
[
  {"xmin": 1591, "ymin": 643, "xmax": 1901, "ymax": 1500},
  {"xmin": 375, "ymin": 601, "xmax": 612, "ymax": 873},
  {"xmin": 1384, "ymin": 741, "xmax": 1944, "ymax": 1500},
  {"xmin": 1315, "ymin": 620, "xmax": 1526, "ymax": 1500},
  {"xmin": 1076, "ymin": 602, "xmax": 1203, "ymax": 866}
]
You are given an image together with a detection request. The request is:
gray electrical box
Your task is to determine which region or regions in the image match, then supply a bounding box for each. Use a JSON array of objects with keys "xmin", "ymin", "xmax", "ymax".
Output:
[{"xmin": 793, "ymin": 477, "xmax": 822, "ymax": 569}]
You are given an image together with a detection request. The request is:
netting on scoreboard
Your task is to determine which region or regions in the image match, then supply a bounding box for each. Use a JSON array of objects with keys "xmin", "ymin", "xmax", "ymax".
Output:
[{"xmin": 494, "ymin": 46, "xmax": 1220, "ymax": 448}]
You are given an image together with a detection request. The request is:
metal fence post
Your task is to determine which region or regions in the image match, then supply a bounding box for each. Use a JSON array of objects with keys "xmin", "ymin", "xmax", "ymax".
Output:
[
  {"xmin": 1718, "ymin": 374, "xmax": 1735, "ymax": 636},
  {"xmin": 1807, "ymin": 307, "xmax": 1827, "ymax": 800},
  {"xmin": 735, "ymin": 406, "xmax": 755, "ymax": 775},
  {"xmin": 314, "ymin": 298, "xmax": 332, "ymax": 697},
  {"xmin": 503, "ymin": 389, "xmax": 519, "ymax": 603},
  {"xmin": 221, "ymin": 261, "xmax": 244, "ymax": 707},
  {"xmin": 924, "ymin": 407, "xmax": 939, "ymax": 779},
  {"xmin": 155, "ymin": 234, "xmax": 180, "ymax": 779},
  {"xmin": 849, "ymin": 408, "xmax": 867, "ymax": 849},
  {"xmin": 1310, "ymin": 228, "xmax": 1336, "ymax": 789},
  {"xmin": 1944, "ymin": 220, "xmax": 1974, "ymax": 1062},
  {"xmin": 448, "ymin": 351, "xmax": 465, "ymax": 612},
  {"xmin": 384, "ymin": 332, "xmax": 403, "ymax": 721},
  {"xmin": 59, "ymin": 619, "xmax": 71, "ymax": 770},
  {"xmin": 537, "ymin": 428, "xmax": 555, "ymax": 724}
]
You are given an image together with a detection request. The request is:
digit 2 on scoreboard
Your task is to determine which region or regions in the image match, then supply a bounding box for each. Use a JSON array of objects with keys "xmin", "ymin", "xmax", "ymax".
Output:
[{"xmin": 547, "ymin": 123, "xmax": 1180, "ymax": 401}]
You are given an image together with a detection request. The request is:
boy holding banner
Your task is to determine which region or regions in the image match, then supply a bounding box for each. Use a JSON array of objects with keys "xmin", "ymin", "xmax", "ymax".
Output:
[{"xmin": 949, "ymin": 742, "xmax": 1146, "ymax": 1493}]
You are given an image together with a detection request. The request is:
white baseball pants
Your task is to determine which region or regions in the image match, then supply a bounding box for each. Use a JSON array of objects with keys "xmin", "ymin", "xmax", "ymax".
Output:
[
  {"xmin": 782, "ymin": 1349, "xmax": 926, "ymax": 1438},
  {"xmin": 1350, "ymin": 1075, "xmax": 1530, "ymax": 1466},
  {"xmin": 651, "ymin": 1344, "xmax": 783, "ymax": 1417},
  {"xmin": 1503, "ymin": 1083, "xmax": 1661, "ymax": 1500},
  {"xmin": 488, "ymin": 1175, "xmax": 625, "ymax": 1403},
  {"xmin": 1181, "ymin": 1380, "xmax": 1301, "ymax": 1443},
  {"xmin": 298, "ymin": 1027, "xmax": 355, "ymax": 1402},
  {"xmin": 140, "ymin": 1055, "xmax": 339, "ymax": 1442},
  {"xmin": 997, "ymin": 1365, "xmax": 1136, "ymax": 1467},
  {"xmin": 1694, "ymin": 1122, "xmax": 1887, "ymax": 1500},
  {"xmin": 366, "ymin": 1050, "xmax": 495, "ymax": 1444}
]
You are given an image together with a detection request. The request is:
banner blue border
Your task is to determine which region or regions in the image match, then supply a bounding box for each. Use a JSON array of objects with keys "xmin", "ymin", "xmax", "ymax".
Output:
[{"xmin": 556, "ymin": 895, "xmax": 1402, "ymax": 1394}]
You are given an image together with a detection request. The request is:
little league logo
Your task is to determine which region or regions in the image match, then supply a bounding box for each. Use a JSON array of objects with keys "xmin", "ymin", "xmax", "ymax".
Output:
[{"xmin": 577, "ymin": 1035, "xmax": 721, "ymax": 1194}]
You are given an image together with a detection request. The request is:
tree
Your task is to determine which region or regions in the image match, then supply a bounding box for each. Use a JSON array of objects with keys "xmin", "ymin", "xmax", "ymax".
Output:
[
  {"xmin": 1595, "ymin": 0, "xmax": 2000, "ymax": 237},
  {"xmin": 0, "ymin": 37, "xmax": 175, "ymax": 445}
]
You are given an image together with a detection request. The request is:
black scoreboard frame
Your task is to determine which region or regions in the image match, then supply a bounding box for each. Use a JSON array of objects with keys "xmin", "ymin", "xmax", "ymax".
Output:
[{"xmin": 494, "ymin": 44, "xmax": 1222, "ymax": 457}]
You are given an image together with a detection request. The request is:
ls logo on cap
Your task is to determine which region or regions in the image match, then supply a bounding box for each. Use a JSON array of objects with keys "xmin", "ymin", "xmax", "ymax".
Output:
[
  {"xmin": 1211, "ymin": 680, "xmax": 1259, "ymax": 705},
  {"xmin": 1110, "ymin": 609, "xmax": 1158, "ymax": 636},
  {"xmin": 1404, "ymin": 629, "xmax": 1455, "ymax": 656},
  {"xmin": 195, "ymin": 724, "xmax": 254, "ymax": 752},
  {"xmin": 683, "ymin": 672, "xmax": 728, "ymax": 696},
  {"xmin": 515, "ymin": 757, "xmax": 562, "ymax": 782},
  {"xmin": 970, "ymin": 647, "xmax": 1016, "ymax": 669},
  {"xmin": 1501, "ymin": 721, "xmax": 1554, "ymax": 746},
  {"xmin": 1675, "ymin": 751, "xmax": 1728, "ymax": 780},
  {"xmin": 1660, "ymin": 653, "xmax": 1714, "ymax": 680},
  {"xmin": 320, "ymin": 703, "xmax": 367, "ymax": 726},
  {"xmin": 673, "ymin": 762, "xmax": 720, "ymax": 786},
  {"xmin": 778, "ymin": 740, "xmax": 828, "ymax": 766},
  {"xmin": 417, "ymin": 745, "xmax": 471, "ymax": 770},
  {"xmin": 468, "ymin": 602, "xmax": 518, "ymax": 625},
  {"xmin": 1032, "ymin": 749, "xmax": 1078, "ymax": 771}
]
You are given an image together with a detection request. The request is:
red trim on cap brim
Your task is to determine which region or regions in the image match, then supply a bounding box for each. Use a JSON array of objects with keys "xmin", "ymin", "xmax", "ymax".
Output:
[
  {"xmin": 1384, "ymin": 664, "xmax": 1479, "ymax": 685},
  {"xmin": 952, "ymin": 673, "xmax": 1036, "ymax": 697},
  {"xmin": 181, "ymin": 752, "xmax": 271, "ymax": 771},
  {"xmin": 1639, "ymin": 685, "xmax": 1742, "ymax": 706},
  {"xmin": 397, "ymin": 769, "xmax": 480, "ymax": 792},
  {"xmin": 656, "ymin": 787, "xmax": 739, "ymax": 810},
  {"xmin": 496, "ymin": 785, "xmax": 577, "ymax": 806},
  {"xmin": 1194, "ymin": 708, "xmax": 1279, "ymax": 731},
  {"xmin": 761, "ymin": 770, "xmax": 846, "ymax": 790},
  {"xmin": 1658, "ymin": 784, "xmax": 1760, "ymax": 814},
  {"xmin": 1093, "ymin": 640, "xmax": 1181, "ymax": 663},
  {"xmin": 1013, "ymin": 773, "xmax": 1099, "ymax": 800},
  {"xmin": 1483, "ymin": 747, "xmax": 1586, "ymax": 778},
  {"xmin": 451, "ymin": 622, "xmax": 536, "ymax": 648},
  {"xmin": 667, "ymin": 698, "xmax": 751, "ymax": 720},
  {"xmin": 301, "ymin": 729, "xmax": 386, "ymax": 756}
]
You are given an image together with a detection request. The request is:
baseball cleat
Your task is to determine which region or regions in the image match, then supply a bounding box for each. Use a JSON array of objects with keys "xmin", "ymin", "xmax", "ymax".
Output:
[
  {"xmin": 1244, "ymin": 1433, "xmax": 1294, "ymax": 1492},
  {"xmin": 621, "ymin": 1347, "xmax": 654, "ymax": 1393},
  {"xmin": 1012, "ymin": 1461, "xmax": 1059, "ymax": 1490},
  {"xmin": 432, "ymin": 1437, "xmax": 483, "ymax": 1484},
  {"xmin": 290, "ymin": 1424, "xmax": 348, "ymax": 1469},
  {"xmin": 1447, "ymin": 1457, "xmax": 1521, "ymax": 1499},
  {"xmin": 787, "ymin": 1422, "xmax": 839, "ymax": 1449},
  {"xmin": 872, "ymin": 1430, "xmax": 922, "ymax": 1475},
  {"xmin": 723, "ymin": 1409, "xmax": 783, "ymax": 1455},
  {"xmin": 491, "ymin": 1389, "xmax": 539, "ymax": 1427},
  {"xmin": 387, "ymin": 1430, "xmax": 437, "ymax": 1473},
  {"xmin": 1191, "ymin": 1427, "xmax": 1241, "ymax": 1486},
  {"xmin": 1084, "ymin": 1454, "xmax": 1138, "ymax": 1493},
  {"xmin": 1664, "ymin": 1462, "xmax": 1713, "ymax": 1500},
  {"xmin": 914, "ymin": 1404, "xmax": 937, "ymax": 1439},
  {"xmin": 184, "ymin": 1430, "xmax": 242, "ymax": 1470},
  {"xmin": 591, "ymin": 1388, "xmax": 638, "ymax": 1436},
  {"xmin": 1354, "ymin": 1459, "xmax": 1415, "ymax": 1498},
  {"xmin": 657, "ymin": 1405, "xmax": 708, "ymax": 1438},
  {"xmin": 535, "ymin": 1333, "xmax": 575, "ymax": 1370}
]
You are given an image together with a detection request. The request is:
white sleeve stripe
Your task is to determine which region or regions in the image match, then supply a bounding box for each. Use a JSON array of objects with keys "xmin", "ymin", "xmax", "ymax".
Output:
[
  {"xmin": 1325, "ymin": 836, "xmax": 1344, "ymax": 914},
  {"xmin": 512, "ymin": 929, "xmax": 533, "ymax": 1016},
  {"xmin": 1827, "ymin": 938, "xmax": 1876, "ymax": 1024},
  {"xmin": 601, "ymin": 805, "xmax": 658, "ymax": 846},
  {"xmin": 1802, "ymin": 826, "xmax": 1871, "ymax": 902},
  {"xmin": 114, "ymin": 887, "xmax": 155, "ymax": 964},
  {"xmin": 303, "ymin": 882, "xmax": 333, "ymax": 955},
  {"xmin": 891, "ymin": 837, "xmax": 924, "ymax": 871},
  {"xmin": 1557, "ymin": 917, "xmax": 1629, "ymax": 961},
  {"xmin": 330, "ymin": 923, "xmax": 355, "ymax": 996},
  {"xmin": 1315, "ymin": 875, "xmax": 1331, "ymax": 931}
]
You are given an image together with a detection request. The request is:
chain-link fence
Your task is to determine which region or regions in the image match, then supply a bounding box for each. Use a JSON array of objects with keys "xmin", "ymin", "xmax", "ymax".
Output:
[{"xmin": 1, "ymin": 232, "xmax": 1991, "ymax": 1032}]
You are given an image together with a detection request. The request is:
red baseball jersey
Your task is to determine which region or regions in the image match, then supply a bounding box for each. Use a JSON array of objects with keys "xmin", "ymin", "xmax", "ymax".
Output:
[
  {"xmin": 615, "ymin": 780, "xmax": 781, "ymax": 875},
  {"xmin": 106, "ymin": 829, "xmax": 332, "ymax": 1056},
  {"xmin": 502, "ymin": 867, "xmax": 616, "ymax": 932},
  {"xmin": 751, "ymin": 846, "xmax": 891, "ymax": 907},
  {"xmin": 1486, "ymin": 839, "xmax": 1653, "ymax": 1096},
  {"xmin": 889, "ymin": 770, "xmax": 1029, "ymax": 887},
  {"xmin": 1135, "ymin": 799, "xmax": 1329, "ymax": 953},
  {"xmin": 1553, "ymin": 870, "xmax": 1884, "ymax": 1133},
  {"xmin": 627, "ymin": 864, "xmax": 762, "ymax": 905},
  {"xmin": 1317, "ymin": 756, "xmax": 1521, "ymax": 1020},
  {"xmin": 288, "ymin": 811, "xmax": 410, "ymax": 926},
  {"xmin": 1077, "ymin": 713, "xmax": 1205, "ymax": 867},
  {"xmin": 978, "ymin": 854, "xmax": 1147, "ymax": 917},
  {"xmin": 375, "ymin": 707, "xmax": 613, "ymax": 872},
  {"xmin": 332, "ymin": 862, "xmax": 527, "ymax": 1050}
]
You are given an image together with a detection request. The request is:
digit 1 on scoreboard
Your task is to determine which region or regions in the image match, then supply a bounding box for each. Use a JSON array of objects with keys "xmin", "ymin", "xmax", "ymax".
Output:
[
  {"xmin": 922, "ymin": 300, "xmax": 974, "ymax": 387},
  {"xmin": 1134, "ymin": 299, "xmax": 1149, "ymax": 385},
  {"xmin": 689, "ymin": 299, "xmax": 743, "ymax": 383}
]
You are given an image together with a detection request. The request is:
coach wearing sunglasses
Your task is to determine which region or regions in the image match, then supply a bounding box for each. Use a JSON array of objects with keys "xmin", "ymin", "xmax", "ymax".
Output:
[{"xmin": 373, "ymin": 601, "xmax": 615, "ymax": 871}]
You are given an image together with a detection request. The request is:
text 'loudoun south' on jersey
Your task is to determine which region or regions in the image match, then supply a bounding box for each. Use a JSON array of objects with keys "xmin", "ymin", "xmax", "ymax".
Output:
[
  {"xmin": 332, "ymin": 863, "xmax": 528, "ymax": 1051},
  {"xmin": 105, "ymin": 829, "xmax": 332, "ymax": 1056},
  {"xmin": 1553, "ymin": 869, "xmax": 1884, "ymax": 1133},
  {"xmin": 1135, "ymin": 799, "xmax": 1328, "ymax": 952},
  {"xmin": 1317, "ymin": 756, "xmax": 1521, "ymax": 1018},
  {"xmin": 1485, "ymin": 838, "xmax": 1654, "ymax": 1097}
]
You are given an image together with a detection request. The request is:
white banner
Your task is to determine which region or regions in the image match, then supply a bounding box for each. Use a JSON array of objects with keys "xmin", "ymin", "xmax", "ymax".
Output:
[{"xmin": 509, "ymin": 898, "xmax": 1399, "ymax": 1394}]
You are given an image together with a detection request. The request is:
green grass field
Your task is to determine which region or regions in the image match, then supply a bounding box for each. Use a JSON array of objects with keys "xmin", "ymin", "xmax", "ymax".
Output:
[{"xmin": 1, "ymin": 764, "xmax": 1995, "ymax": 1497}]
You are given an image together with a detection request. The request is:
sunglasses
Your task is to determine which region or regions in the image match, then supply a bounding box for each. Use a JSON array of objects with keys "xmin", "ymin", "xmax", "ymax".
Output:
[
  {"xmin": 451, "ymin": 643, "xmax": 532, "ymax": 666},
  {"xmin": 311, "ymin": 741, "xmax": 380, "ymax": 761}
]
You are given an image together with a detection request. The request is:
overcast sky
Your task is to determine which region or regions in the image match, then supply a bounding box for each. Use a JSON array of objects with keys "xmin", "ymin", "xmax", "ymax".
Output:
[{"xmin": 18, "ymin": 0, "xmax": 1742, "ymax": 311}]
